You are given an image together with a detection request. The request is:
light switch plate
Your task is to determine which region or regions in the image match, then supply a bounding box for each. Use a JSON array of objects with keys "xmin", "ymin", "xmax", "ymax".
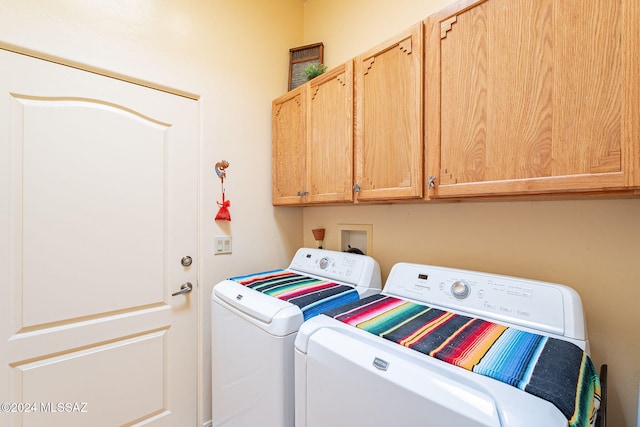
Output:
[{"xmin": 214, "ymin": 236, "xmax": 232, "ymax": 254}]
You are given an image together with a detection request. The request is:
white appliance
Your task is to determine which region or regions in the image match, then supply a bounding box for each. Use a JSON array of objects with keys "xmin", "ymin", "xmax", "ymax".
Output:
[
  {"xmin": 295, "ymin": 262, "xmax": 600, "ymax": 427},
  {"xmin": 211, "ymin": 248, "xmax": 381, "ymax": 427}
]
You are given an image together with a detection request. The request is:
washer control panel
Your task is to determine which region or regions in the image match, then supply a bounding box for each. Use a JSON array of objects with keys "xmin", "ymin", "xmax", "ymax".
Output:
[
  {"xmin": 383, "ymin": 263, "xmax": 583, "ymax": 337},
  {"xmin": 288, "ymin": 248, "xmax": 380, "ymax": 289}
]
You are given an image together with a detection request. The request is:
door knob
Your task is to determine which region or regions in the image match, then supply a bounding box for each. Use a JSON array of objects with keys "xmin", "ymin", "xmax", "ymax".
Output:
[
  {"xmin": 181, "ymin": 256, "xmax": 193, "ymax": 267},
  {"xmin": 172, "ymin": 282, "xmax": 193, "ymax": 296}
]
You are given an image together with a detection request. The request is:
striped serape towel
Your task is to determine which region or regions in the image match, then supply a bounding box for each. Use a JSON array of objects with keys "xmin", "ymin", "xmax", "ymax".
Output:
[
  {"xmin": 323, "ymin": 294, "xmax": 601, "ymax": 427},
  {"xmin": 230, "ymin": 269, "xmax": 360, "ymax": 320}
]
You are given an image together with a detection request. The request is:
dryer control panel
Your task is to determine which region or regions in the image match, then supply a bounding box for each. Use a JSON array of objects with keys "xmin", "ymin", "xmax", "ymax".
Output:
[
  {"xmin": 384, "ymin": 263, "xmax": 586, "ymax": 340},
  {"xmin": 288, "ymin": 248, "xmax": 381, "ymax": 291}
]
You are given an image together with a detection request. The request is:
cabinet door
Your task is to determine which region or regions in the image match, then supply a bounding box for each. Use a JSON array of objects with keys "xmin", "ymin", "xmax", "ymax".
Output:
[
  {"xmin": 426, "ymin": 0, "xmax": 640, "ymax": 198},
  {"xmin": 306, "ymin": 61, "xmax": 354, "ymax": 203},
  {"xmin": 272, "ymin": 86, "xmax": 306, "ymax": 205},
  {"xmin": 354, "ymin": 23, "xmax": 424, "ymax": 201}
]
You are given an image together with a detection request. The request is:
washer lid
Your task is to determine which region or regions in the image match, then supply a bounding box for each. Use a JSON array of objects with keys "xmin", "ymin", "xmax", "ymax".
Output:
[
  {"xmin": 226, "ymin": 269, "xmax": 362, "ymax": 322},
  {"xmin": 213, "ymin": 280, "xmax": 303, "ymax": 335}
]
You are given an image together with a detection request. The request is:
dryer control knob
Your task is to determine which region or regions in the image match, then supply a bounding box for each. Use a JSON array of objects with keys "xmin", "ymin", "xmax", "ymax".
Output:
[
  {"xmin": 451, "ymin": 280, "xmax": 470, "ymax": 299},
  {"xmin": 319, "ymin": 257, "xmax": 330, "ymax": 270}
]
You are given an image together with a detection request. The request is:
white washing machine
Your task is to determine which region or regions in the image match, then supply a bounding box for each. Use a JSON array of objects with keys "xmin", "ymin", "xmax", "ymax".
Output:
[
  {"xmin": 295, "ymin": 263, "xmax": 602, "ymax": 427},
  {"xmin": 211, "ymin": 248, "xmax": 381, "ymax": 427}
]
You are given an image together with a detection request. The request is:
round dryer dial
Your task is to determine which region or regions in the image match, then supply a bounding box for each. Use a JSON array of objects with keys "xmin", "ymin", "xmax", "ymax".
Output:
[
  {"xmin": 450, "ymin": 280, "xmax": 471, "ymax": 299},
  {"xmin": 319, "ymin": 257, "xmax": 330, "ymax": 270}
]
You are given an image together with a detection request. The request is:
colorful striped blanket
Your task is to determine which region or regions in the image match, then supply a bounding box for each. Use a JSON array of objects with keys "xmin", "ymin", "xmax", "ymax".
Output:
[
  {"xmin": 323, "ymin": 294, "xmax": 601, "ymax": 427},
  {"xmin": 229, "ymin": 269, "xmax": 360, "ymax": 320}
]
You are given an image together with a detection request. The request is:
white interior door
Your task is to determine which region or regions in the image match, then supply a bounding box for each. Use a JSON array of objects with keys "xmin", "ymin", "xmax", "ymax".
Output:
[{"xmin": 0, "ymin": 48, "xmax": 199, "ymax": 426}]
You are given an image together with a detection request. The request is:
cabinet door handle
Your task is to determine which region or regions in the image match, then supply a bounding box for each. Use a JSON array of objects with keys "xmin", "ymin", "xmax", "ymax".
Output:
[{"xmin": 353, "ymin": 183, "xmax": 361, "ymax": 192}]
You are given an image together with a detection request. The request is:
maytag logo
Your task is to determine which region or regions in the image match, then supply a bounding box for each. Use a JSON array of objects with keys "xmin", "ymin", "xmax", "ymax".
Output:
[{"xmin": 372, "ymin": 357, "xmax": 389, "ymax": 371}]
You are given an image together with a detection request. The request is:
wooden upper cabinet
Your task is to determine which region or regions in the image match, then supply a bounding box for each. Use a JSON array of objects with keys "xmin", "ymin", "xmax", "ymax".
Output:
[
  {"xmin": 272, "ymin": 85, "xmax": 306, "ymax": 205},
  {"xmin": 426, "ymin": 0, "xmax": 640, "ymax": 198},
  {"xmin": 354, "ymin": 23, "xmax": 424, "ymax": 201},
  {"xmin": 272, "ymin": 62, "xmax": 354, "ymax": 205},
  {"xmin": 306, "ymin": 61, "xmax": 354, "ymax": 203}
]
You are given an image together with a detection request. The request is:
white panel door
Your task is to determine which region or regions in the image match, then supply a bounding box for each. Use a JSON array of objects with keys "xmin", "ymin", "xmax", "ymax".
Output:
[{"xmin": 0, "ymin": 48, "xmax": 198, "ymax": 426}]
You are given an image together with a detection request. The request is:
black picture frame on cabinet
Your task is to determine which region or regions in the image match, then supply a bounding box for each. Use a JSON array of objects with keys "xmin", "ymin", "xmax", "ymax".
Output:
[{"xmin": 288, "ymin": 42, "xmax": 324, "ymax": 91}]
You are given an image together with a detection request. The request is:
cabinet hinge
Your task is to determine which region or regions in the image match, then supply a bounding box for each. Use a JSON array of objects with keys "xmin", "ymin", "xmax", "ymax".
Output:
[{"xmin": 428, "ymin": 176, "xmax": 437, "ymax": 189}]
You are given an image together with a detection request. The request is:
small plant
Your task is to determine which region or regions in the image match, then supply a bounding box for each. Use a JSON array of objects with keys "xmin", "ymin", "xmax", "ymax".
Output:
[{"xmin": 303, "ymin": 63, "xmax": 328, "ymax": 81}]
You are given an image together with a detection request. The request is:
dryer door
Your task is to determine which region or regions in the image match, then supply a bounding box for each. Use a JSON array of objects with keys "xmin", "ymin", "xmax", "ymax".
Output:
[{"xmin": 302, "ymin": 327, "xmax": 502, "ymax": 427}]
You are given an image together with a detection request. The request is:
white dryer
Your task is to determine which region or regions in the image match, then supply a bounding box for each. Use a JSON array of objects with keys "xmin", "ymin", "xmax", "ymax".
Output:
[
  {"xmin": 295, "ymin": 263, "xmax": 602, "ymax": 427},
  {"xmin": 211, "ymin": 248, "xmax": 381, "ymax": 427}
]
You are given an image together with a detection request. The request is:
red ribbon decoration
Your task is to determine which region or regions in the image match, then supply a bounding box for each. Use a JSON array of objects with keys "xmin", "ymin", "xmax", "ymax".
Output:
[{"xmin": 215, "ymin": 192, "xmax": 231, "ymax": 221}]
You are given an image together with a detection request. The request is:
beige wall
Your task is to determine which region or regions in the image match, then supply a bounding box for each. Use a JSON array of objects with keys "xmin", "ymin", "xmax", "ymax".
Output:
[
  {"xmin": 0, "ymin": 0, "xmax": 305, "ymax": 425},
  {"xmin": 2, "ymin": 0, "xmax": 638, "ymax": 425},
  {"xmin": 304, "ymin": 0, "xmax": 452, "ymax": 65},
  {"xmin": 302, "ymin": 0, "xmax": 640, "ymax": 426}
]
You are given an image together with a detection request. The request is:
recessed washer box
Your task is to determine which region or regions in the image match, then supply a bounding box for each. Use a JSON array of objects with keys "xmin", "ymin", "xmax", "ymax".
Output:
[{"xmin": 338, "ymin": 223, "xmax": 372, "ymax": 255}]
